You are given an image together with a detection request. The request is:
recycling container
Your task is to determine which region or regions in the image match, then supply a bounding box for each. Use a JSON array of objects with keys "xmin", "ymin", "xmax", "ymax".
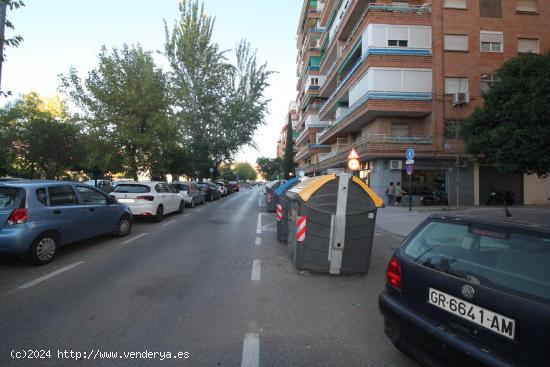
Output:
[
  {"xmin": 265, "ymin": 179, "xmax": 283, "ymax": 212},
  {"xmin": 274, "ymin": 177, "xmax": 312, "ymax": 243},
  {"xmin": 285, "ymin": 173, "xmax": 384, "ymax": 274}
]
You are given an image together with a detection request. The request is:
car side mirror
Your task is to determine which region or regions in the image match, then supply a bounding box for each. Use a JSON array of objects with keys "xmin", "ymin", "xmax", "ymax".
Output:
[{"xmin": 107, "ymin": 195, "xmax": 117, "ymax": 204}]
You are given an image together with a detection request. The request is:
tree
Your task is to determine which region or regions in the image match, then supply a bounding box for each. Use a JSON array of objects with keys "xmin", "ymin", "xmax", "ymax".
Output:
[
  {"xmin": 233, "ymin": 162, "xmax": 257, "ymax": 181},
  {"xmin": 60, "ymin": 44, "xmax": 177, "ymax": 180},
  {"xmin": 283, "ymin": 113, "xmax": 294, "ymax": 179},
  {"xmin": 0, "ymin": 92, "xmax": 82, "ymax": 178},
  {"xmin": 462, "ymin": 53, "xmax": 550, "ymax": 177},
  {"xmin": 0, "ymin": 0, "xmax": 25, "ymax": 95},
  {"xmin": 165, "ymin": 0, "xmax": 271, "ymax": 176},
  {"xmin": 256, "ymin": 157, "xmax": 283, "ymax": 181}
]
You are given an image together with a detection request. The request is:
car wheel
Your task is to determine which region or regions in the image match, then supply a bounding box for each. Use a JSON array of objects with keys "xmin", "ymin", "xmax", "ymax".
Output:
[
  {"xmin": 210, "ymin": 193, "xmax": 214, "ymax": 201},
  {"xmin": 190, "ymin": 199, "xmax": 195, "ymax": 208},
  {"xmin": 115, "ymin": 215, "xmax": 132, "ymax": 237},
  {"xmin": 30, "ymin": 233, "xmax": 58, "ymax": 265},
  {"xmin": 177, "ymin": 200, "xmax": 185, "ymax": 214},
  {"xmin": 154, "ymin": 205, "xmax": 164, "ymax": 222}
]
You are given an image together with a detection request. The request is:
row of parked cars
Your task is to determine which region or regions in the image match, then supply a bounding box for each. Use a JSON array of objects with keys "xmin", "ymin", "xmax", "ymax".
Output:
[{"xmin": 0, "ymin": 178, "xmax": 240, "ymax": 265}]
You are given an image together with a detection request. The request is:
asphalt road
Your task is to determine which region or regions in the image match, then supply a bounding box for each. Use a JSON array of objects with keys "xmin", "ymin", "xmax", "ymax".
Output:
[{"xmin": 0, "ymin": 186, "xmax": 418, "ymax": 367}]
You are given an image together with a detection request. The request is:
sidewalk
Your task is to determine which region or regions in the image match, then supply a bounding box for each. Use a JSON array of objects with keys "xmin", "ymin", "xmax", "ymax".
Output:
[
  {"xmin": 375, "ymin": 206, "xmax": 431, "ymax": 237},
  {"xmin": 375, "ymin": 204, "xmax": 550, "ymax": 237}
]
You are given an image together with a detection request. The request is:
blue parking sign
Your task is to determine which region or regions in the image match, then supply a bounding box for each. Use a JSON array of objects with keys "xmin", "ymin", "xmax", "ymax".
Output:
[{"xmin": 406, "ymin": 148, "xmax": 414, "ymax": 161}]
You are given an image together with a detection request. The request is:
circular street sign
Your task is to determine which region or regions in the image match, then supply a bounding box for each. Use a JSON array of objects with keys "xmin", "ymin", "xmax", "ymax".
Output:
[
  {"xmin": 406, "ymin": 149, "xmax": 415, "ymax": 161},
  {"xmin": 348, "ymin": 158, "xmax": 360, "ymax": 171}
]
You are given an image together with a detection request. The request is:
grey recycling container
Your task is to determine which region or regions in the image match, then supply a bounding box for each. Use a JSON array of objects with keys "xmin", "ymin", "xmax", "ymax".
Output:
[
  {"xmin": 285, "ymin": 173, "xmax": 384, "ymax": 274},
  {"xmin": 265, "ymin": 179, "xmax": 283, "ymax": 212}
]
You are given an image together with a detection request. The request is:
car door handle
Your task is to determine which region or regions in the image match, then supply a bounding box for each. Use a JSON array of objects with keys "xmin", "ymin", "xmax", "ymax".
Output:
[
  {"xmin": 53, "ymin": 210, "xmax": 61, "ymax": 214},
  {"xmin": 89, "ymin": 208, "xmax": 95, "ymax": 212}
]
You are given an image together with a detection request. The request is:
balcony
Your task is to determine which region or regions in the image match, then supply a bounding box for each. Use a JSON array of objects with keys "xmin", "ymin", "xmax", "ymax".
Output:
[
  {"xmin": 295, "ymin": 143, "xmax": 331, "ymax": 161},
  {"xmin": 318, "ymin": 90, "xmax": 432, "ymax": 144},
  {"xmin": 318, "ymin": 133, "xmax": 433, "ymax": 167},
  {"xmin": 319, "ymin": 46, "xmax": 432, "ymax": 114},
  {"xmin": 320, "ymin": 3, "xmax": 432, "ymax": 97},
  {"xmin": 295, "ymin": 120, "xmax": 329, "ymax": 146}
]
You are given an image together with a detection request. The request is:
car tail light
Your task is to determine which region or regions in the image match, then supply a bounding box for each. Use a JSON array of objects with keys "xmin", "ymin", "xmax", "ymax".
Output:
[
  {"xmin": 136, "ymin": 195, "xmax": 154, "ymax": 201},
  {"xmin": 387, "ymin": 257, "xmax": 402, "ymax": 290},
  {"xmin": 7, "ymin": 208, "xmax": 28, "ymax": 225}
]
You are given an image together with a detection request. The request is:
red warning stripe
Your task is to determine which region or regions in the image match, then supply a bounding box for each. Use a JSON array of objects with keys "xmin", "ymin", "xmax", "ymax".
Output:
[
  {"xmin": 296, "ymin": 216, "xmax": 306, "ymax": 242},
  {"xmin": 276, "ymin": 204, "xmax": 283, "ymax": 221}
]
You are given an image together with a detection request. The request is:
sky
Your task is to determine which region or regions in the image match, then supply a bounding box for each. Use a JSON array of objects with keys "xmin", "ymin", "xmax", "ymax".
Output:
[{"xmin": 2, "ymin": 0, "xmax": 303, "ymax": 165}]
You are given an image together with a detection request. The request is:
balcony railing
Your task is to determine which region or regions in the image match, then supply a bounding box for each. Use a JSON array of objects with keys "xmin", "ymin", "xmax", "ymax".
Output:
[
  {"xmin": 319, "ymin": 47, "xmax": 432, "ymax": 116},
  {"xmin": 318, "ymin": 91, "xmax": 432, "ymax": 140},
  {"xmin": 320, "ymin": 2, "xmax": 432, "ymax": 85},
  {"xmin": 318, "ymin": 134, "xmax": 433, "ymax": 162}
]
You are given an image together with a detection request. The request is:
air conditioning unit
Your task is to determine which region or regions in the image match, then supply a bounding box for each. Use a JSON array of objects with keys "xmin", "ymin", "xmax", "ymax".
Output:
[
  {"xmin": 389, "ymin": 160, "xmax": 403, "ymax": 170},
  {"xmin": 453, "ymin": 92, "xmax": 470, "ymax": 106}
]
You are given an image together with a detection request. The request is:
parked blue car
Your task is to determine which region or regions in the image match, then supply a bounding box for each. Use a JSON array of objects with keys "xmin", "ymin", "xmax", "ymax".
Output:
[{"xmin": 0, "ymin": 181, "xmax": 133, "ymax": 265}]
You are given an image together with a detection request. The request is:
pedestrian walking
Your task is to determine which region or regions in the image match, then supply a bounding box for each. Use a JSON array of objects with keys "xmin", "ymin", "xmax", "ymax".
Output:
[
  {"xmin": 386, "ymin": 182, "xmax": 395, "ymax": 205},
  {"xmin": 395, "ymin": 182, "xmax": 406, "ymax": 206}
]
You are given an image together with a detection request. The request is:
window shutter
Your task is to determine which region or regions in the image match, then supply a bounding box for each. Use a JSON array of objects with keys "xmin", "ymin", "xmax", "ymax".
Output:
[
  {"xmin": 444, "ymin": 0, "xmax": 467, "ymax": 9},
  {"xmin": 518, "ymin": 38, "xmax": 539, "ymax": 53},
  {"xmin": 444, "ymin": 35, "xmax": 468, "ymax": 51},
  {"xmin": 480, "ymin": 0, "xmax": 502, "ymax": 18},
  {"xmin": 516, "ymin": 0, "xmax": 537, "ymax": 12},
  {"xmin": 480, "ymin": 32, "xmax": 503, "ymax": 43}
]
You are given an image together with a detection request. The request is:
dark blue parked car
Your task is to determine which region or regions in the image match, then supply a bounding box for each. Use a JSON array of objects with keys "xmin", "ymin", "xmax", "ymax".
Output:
[
  {"xmin": 379, "ymin": 208, "xmax": 550, "ymax": 367},
  {"xmin": 0, "ymin": 181, "xmax": 132, "ymax": 265}
]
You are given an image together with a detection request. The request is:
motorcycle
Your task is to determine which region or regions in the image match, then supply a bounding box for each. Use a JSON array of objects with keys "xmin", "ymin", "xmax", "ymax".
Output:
[
  {"xmin": 486, "ymin": 188, "xmax": 515, "ymax": 206},
  {"xmin": 421, "ymin": 190, "xmax": 448, "ymax": 206}
]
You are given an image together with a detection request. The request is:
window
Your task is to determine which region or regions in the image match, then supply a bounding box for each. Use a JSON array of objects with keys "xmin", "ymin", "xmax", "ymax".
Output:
[
  {"xmin": 516, "ymin": 0, "xmax": 538, "ymax": 12},
  {"xmin": 444, "ymin": 77, "xmax": 469, "ymax": 94},
  {"xmin": 36, "ymin": 188, "xmax": 48, "ymax": 206},
  {"xmin": 480, "ymin": 0, "xmax": 502, "ymax": 17},
  {"xmin": 445, "ymin": 119, "xmax": 464, "ymax": 139},
  {"xmin": 387, "ymin": 26, "xmax": 408, "ymax": 48},
  {"xmin": 518, "ymin": 38, "xmax": 539, "ymax": 54},
  {"xmin": 391, "ymin": 124, "xmax": 409, "ymax": 137},
  {"xmin": 444, "ymin": 35, "xmax": 468, "ymax": 51},
  {"xmin": 388, "ymin": 40, "xmax": 408, "ymax": 47},
  {"xmin": 48, "ymin": 186, "xmax": 79, "ymax": 206},
  {"xmin": 0, "ymin": 187, "xmax": 24, "ymax": 209},
  {"xmin": 481, "ymin": 73, "xmax": 497, "ymax": 93},
  {"xmin": 480, "ymin": 32, "xmax": 503, "ymax": 52},
  {"xmin": 75, "ymin": 186, "xmax": 107, "ymax": 205},
  {"xmin": 403, "ymin": 220, "xmax": 550, "ymax": 304},
  {"xmin": 310, "ymin": 77, "xmax": 319, "ymax": 86},
  {"xmin": 444, "ymin": 0, "xmax": 467, "ymax": 9},
  {"xmin": 113, "ymin": 184, "xmax": 151, "ymax": 193},
  {"xmin": 155, "ymin": 184, "xmax": 171, "ymax": 193}
]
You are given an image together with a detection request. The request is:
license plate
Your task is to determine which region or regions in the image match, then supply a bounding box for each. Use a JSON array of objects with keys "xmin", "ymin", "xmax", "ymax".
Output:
[
  {"xmin": 428, "ymin": 288, "xmax": 515, "ymax": 340},
  {"xmin": 117, "ymin": 198, "xmax": 134, "ymax": 203}
]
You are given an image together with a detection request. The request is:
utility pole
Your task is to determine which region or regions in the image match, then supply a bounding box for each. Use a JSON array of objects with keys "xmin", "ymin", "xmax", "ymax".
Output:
[{"xmin": 0, "ymin": 2, "xmax": 7, "ymax": 91}]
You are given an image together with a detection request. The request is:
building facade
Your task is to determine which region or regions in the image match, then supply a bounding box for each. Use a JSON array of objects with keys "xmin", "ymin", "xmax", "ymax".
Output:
[
  {"xmin": 277, "ymin": 102, "xmax": 300, "ymax": 160},
  {"xmin": 293, "ymin": 0, "xmax": 550, "ymax": 205}
]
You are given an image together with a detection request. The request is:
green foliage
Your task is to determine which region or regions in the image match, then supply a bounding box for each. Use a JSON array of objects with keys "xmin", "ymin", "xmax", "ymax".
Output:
[
  {"xmin": 0, "ymin": 92, "xmax": 82, "ymax": 178},
  {"xmin": 256, "ymin": 157, "xmax": 282, "ymax": 181},
  {"xmin": 462, "ymin": 53, "xmax": 550, "ymax": 176},
  {"xmin": 60, "ymin": 44, "xmax": 177, "ymax": 180},
  {"xmin": 283, "ymin": 114, "xmax": 294, "ymax": 179},
  {"xmin": 165, "ymin": 0, "xmax": 271, "ymax": 177},
  {"xmin": 233, "ymin": 162, "xmax": 257, "ymax": 181}
]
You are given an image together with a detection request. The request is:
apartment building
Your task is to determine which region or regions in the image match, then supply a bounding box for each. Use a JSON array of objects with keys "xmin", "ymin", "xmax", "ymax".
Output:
[
  {"xmin": 277, "ymin": 102, "xmax": 300, "ymax": 159},
  {"xmin": 293, "ymin": 0, "xmax": 550, "ymax": 205}
]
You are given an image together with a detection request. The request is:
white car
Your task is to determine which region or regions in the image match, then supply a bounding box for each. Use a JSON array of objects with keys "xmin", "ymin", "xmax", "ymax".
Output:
[{"xmin": 110, "ymin": 181, "xmax": 185, "ymax": 222}]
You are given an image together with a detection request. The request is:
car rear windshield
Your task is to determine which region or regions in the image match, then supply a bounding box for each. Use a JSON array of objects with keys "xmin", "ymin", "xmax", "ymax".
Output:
[
  {"xmin": 404, "ymin": 220, "xmax": 550, "ymax": 304},
  {"xmin": 0, "ymin": 187, "xmax": 25, "ymax": 209},
  {"xmin": 113, "ymin": 184, "xmax": 151, "ymax": 193}
]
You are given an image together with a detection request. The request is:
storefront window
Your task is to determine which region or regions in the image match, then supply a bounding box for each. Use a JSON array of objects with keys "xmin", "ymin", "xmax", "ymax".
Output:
[{"xmin": 401, "ymin": 170, "xmax": 446, "ymax": 195}]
